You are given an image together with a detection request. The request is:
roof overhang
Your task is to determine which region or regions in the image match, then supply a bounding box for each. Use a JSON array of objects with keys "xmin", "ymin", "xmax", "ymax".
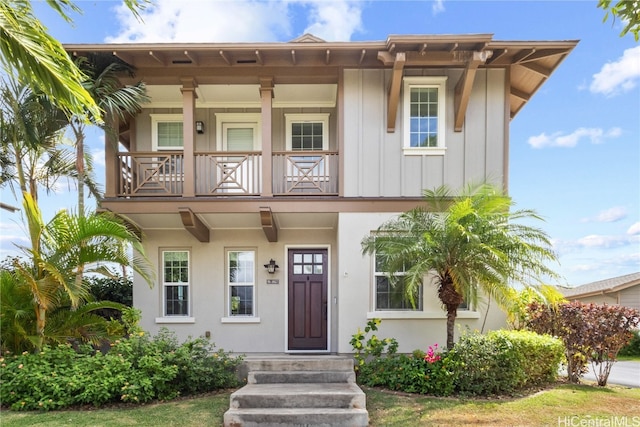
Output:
[{"xmin": 66, "ymin": 33, "xmax": 578, "ymax": 120}]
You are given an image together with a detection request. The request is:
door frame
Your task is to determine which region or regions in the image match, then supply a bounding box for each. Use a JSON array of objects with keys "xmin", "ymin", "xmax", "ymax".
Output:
[{"xmin": 284, "ymin": 244, "xmax": 331, "ymax": 353}]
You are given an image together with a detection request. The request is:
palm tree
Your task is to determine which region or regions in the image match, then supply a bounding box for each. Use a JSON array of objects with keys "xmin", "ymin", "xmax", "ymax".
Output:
[
  {"xmin": 0, "ymin": 0, "xmax": 148, "ymax": 121},
  {"xmin": 12, "ymin": 192, "xmax": 153, "ymax": 350},
  {"xmin": 361, "ymin": 183, "xmax": 560, "ymax": 349},
  {"xmin": 69, "ymin": 56, "xmax": 148, "ymax": 213},
  {"xmin": 0, "ymin": 77, "xmax": 101, "ymax": 206},
  {"xmin": 0, "ymin": 266, "xmax": 127, "ymax": 353}
]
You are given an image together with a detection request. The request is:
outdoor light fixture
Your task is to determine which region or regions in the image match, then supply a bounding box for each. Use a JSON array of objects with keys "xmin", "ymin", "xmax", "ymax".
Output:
[
  {"xmin": 264, "ymin": 259, "xmax": 279, "ymax": 274},
  {"xmin": 195, "ymin": 121, "xmax": 205, "ymax": 134}
]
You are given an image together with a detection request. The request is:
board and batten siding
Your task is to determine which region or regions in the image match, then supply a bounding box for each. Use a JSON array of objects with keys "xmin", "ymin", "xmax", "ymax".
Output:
[{"xmin": 342, "ymin": 68, "xmax": 508, "ymax": 198}]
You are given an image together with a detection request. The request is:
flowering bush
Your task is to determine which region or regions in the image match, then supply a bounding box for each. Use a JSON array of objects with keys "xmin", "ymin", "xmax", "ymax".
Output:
[{"xmin": 424, "ymin": 344, "xmax": 441, "ymax": 363}]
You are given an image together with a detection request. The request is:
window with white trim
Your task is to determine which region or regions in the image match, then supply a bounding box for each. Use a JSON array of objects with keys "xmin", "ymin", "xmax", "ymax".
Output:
[
  {"xmin": 403, "ymin": 77, "xmax": 447, "ymax": 155},
  {"xmin": 374, "ymin": 253, "xmax": 423, "ymax": 311},
  {"xmin": 285, "ymin": 113, "xmax": 329, "ymax": 151},
  {"xmin": 285, "ymin": 114, "xmax": 330, "ymax": 183},
  {"xmin": 162, "ymin": 250, "xmax": 190, "ymax": 316},
  {"xmin": 228, "ymin": 250, "xmax": 256, "ymax": 316},
  {"xmin": 151, "ymin": 114, "xmax": 184, "ymax": 150}
]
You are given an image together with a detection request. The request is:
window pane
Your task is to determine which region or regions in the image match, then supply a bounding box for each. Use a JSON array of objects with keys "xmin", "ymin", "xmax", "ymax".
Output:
[
  {"xmin": 229, "ymin": 251, "xmax": 254, "ymax": 283},
  {"xmin": 291, "ymin": 122, "xmax": 323, "ymax": 151},
  {"xmin": 165, "ymin": 285, "xmax": 188, "ymax": 315},
  {"xmin": 164, "ymin": 251, "xmax": 188, "ymax": 283},
  {"xmin": 409, "ymin": 87, "xmax": 439, "ymax": 149},
  {"xmin": 158, "ymin": 122, "xmax": 183, "ymax": 148},
  {"xmin": 231, "ymin": 285, "xmax": 253, "ymax": 316},
  {"xmin": 226, "ymin": 128, "xmax": 254, "ymax": 151}
]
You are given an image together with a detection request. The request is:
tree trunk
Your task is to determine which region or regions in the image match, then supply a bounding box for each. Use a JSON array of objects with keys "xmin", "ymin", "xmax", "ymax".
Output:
[
  {"xmin": 35, "ymin": 305, "xmax": 46, "ymax": 351},
  {"xmin": 438, "ymin": 272, "xmax": 464, "ymax": 350},
  {"xmin": 446, "ymin": 304, "xmax": 457, "ymax": 350},
  {"xmin": 73, "ymin": 122, "xmax": 85, "ymax": 214}
]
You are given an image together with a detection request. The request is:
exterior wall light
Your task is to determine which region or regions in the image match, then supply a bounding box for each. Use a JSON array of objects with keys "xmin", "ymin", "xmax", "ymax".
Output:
[
  {"xmin": 195, "ymin": 121, "xmax": 205, "ymax": 134},
  {"xmin": 264, "ymin": 259, "xmax": 279, "ymax": 274}
]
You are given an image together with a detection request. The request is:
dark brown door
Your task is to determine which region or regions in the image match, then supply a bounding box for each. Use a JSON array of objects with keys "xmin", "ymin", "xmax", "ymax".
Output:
[{"xmin": 288, "ymin": 249, "xmax": 328, "ymax": 350}]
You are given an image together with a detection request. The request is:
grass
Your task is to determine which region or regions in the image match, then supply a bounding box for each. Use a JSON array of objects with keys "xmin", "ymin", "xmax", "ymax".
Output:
[{"xmin": 1, "ymin": 383, "xmax": 639, "ymax": 427}]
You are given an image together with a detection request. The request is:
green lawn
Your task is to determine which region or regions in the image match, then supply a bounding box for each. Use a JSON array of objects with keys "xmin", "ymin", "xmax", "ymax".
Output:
[{"xmin": 1, "ymin": 384, "xmax": 639, "ymax": 426}]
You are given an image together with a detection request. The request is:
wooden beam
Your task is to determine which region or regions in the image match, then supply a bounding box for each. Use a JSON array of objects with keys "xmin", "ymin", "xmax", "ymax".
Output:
[
  {"xmin": 386, "ymin": 52, "xmax": 405, "ymax": 133},
  {"xmin": 454, "ymin": 51, "xmax": 492, "ymax": 132},
  {"xmin": 519, "ymin": 61, "xmax": 552, "ymax": 77},
  {"xmin": 511, "ymin": 87, "xmax": 531, "ymax": 101},
  {"xmin": 259, "ymin": 207, "xmax": 278, "ymax": 242},
  {"xmin": 179, "ymin": 207, "xmax": 210, "ymax": 242}
]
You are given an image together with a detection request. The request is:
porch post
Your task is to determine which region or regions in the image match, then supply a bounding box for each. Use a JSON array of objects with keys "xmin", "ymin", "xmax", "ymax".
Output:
[
  {"xmin": 260, "ymin": 77, "xmax": 274, "ymax": 197},
  {"xmin": 181, "ymin": 77, "xmax": 197, "ymax": 197},
  {"xmin": 104, "ymin": 113, "xmax": 118, "ymax": 198}
]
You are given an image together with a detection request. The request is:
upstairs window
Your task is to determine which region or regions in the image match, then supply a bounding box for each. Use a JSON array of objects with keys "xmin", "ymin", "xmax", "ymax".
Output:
[
  {"xmin": 151, "ymin": 114, "xmax": 184, "ymax": 150},
  {"xmin": 402, "ymin": 77, "xmax": 447, "ymax": 156},
  {"xmin": 285, "ymin": 114, "xmax": 329, "ymax": 151}
]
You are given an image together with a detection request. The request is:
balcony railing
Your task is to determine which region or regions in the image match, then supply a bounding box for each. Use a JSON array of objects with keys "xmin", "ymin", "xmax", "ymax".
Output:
[{"xmin": 116, "ymin": 151, "xmax": 338, "ymax": 197}]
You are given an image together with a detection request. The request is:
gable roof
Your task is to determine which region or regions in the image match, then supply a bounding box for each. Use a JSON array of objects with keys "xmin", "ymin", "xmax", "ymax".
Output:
[
  {"xmin": 65, "ymin": 33, "xmax": 578, "ymax": 120},
  {"xmin": 561, "ymin": 272, "xmax": 640, "ymax": 298}
]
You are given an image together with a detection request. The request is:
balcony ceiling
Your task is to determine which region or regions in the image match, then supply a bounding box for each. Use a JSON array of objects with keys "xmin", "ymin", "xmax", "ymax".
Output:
[
  {"xmin": 66, "ymin": 33, "xmax": 577, "ymax": 119},
  {"xmin": 145, "ymin": 83, "xmax": 337, "ymax": 108}
]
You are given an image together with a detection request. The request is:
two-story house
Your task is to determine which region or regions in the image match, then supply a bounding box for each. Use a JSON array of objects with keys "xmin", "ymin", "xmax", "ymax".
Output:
[{"xmin": 67, "ymin": 34, "xmax": 576, "ymax": 354}]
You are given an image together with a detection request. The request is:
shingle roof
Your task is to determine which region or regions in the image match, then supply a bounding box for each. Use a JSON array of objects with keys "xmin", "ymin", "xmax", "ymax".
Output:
[{"xmin": 561, "ymin": 272, "xmax": 640, "ymax": 298}]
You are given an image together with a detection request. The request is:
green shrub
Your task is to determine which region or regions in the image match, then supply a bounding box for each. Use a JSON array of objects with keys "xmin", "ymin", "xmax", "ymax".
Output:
[
  {"xmin": 449, "ymin": 330, "xmax": 563, "ymax": 395},
  {"xmin": 619, "ymin": 330, "xmax": 640, "ymax": 357},
  {"xmin": 0, "ymin": 329, "xmax": 243, "ymax": 411},
  {"xmin": 358, "ymin": 352, "xmax": 459, "ymax": 396}
]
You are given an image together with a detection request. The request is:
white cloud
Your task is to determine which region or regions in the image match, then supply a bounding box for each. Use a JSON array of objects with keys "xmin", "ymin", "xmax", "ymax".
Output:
[
  {"xmin": 590, "ymin": 46, "xmax": 640, "ymax": 96},
  {"xmin": 576, "ymin": 234, "xmax": 631, "ymax": 249},
  {"xmin": 106, "ymin": 0, "xmax": 364, "ymax": 43},
  {"xmin": 92, "ymin": 148, "xmax": 106, "ymax": 168},
  {"xmin": 527, "ymin": 127, "xmax": 622, "ymax": 149},
  {"xmin": 432, "ymin": 0, "xmax": 445, "ymax": 15},
  {"xmin": 301, "ymin": 0, "xmax": 363, "ymax": 41},
  {"xmin": 594, "ymin": 206, "xmax": 628, "ymax": 223},
  {"xmin": 628, "ymin": 222, "xmax": 640, "ymax": 235}
]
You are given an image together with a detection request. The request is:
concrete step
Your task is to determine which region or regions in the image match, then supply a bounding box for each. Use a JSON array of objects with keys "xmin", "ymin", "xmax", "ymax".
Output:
[
  {"xmin": 242, "ymin": 357, "xmax": 354, "ymax": 373},
  {"xmin": 223, "ymin": 407, "xmax": 369, "ymax": 427},
  {"xmin": 229, "ymin": 383, "xmax": 366, "ymax": 410},
  {"xmin": 248, "ymin": 369, "xmax": 355, "ymax": 384}
]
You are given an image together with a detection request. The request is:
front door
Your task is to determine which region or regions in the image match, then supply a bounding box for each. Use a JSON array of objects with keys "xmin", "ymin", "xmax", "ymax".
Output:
[{"xmin": 288, "ymin": 249, "xmax": 328, "ymax": 351}]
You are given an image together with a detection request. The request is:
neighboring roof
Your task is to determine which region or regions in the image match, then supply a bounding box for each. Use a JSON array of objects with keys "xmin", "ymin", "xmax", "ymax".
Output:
[
  {"xmin": 561, "ymin": 272, "xmax": 640, "ymax": 298},
  {"xmin": 65, "ymin": 33, "xmax": 578, "ymax": 119}
]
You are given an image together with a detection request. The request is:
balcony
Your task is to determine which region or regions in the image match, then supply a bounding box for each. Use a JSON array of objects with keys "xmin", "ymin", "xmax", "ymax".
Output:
[{"xmin": 116, "ymin": 151, "xmax": 339, "ymax": 197}]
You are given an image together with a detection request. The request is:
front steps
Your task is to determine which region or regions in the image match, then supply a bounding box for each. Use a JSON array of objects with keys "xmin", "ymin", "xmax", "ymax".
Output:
[{"xmin": 223, "ymin": 357, "xmax": 368, "ymax": 427}]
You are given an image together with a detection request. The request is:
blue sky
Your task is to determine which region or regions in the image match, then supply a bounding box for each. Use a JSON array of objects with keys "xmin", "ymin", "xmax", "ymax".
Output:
[{"xmin": 1, "ymin": 0, "xmax": 638, "ymax": 286}]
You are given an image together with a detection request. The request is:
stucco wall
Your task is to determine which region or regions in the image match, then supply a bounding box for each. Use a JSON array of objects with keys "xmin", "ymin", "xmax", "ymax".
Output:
[{"xmin": 134, "ymin": 228, "xmax": 338, "ymax": 353}]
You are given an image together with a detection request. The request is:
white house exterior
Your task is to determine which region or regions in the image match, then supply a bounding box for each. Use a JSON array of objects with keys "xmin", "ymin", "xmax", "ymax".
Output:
[{"xmin": 67, "ymin": 34, "xmax": 576, "ymax": 354}]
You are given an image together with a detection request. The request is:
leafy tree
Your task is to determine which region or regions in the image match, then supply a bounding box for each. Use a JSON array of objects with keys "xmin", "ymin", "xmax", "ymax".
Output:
[
  {"xmin": 527, "ymin": 301, "xmax": 640, "ymax": 385},
  {"xmin": 506, "ymin": 285, "xmax": 566, "ymax": 330},
  {"xmin": 11, "ymin": 192, "xmax": 153, "ymax": 350},
  {"xmin": 598, "ymin": 0, "xmax": 640, "ymax": 40},
  {"xmin": 361, "ymin": 183, "xmax": 559, "ymax": 349},
  {"xmin": 0, "ymin": 0, "xmax": 148, "ymax": 121}
]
